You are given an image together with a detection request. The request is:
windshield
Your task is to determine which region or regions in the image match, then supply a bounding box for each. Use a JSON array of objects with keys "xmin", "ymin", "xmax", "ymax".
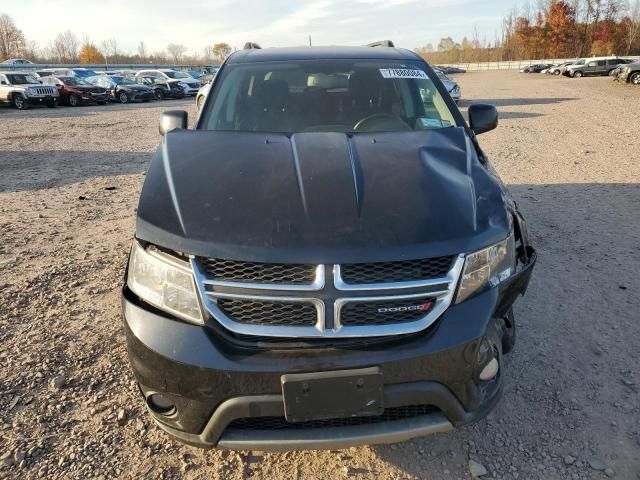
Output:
[
  {"xmin": 7, "ymin": 74, "xmax": 40, "ymax": 85},
  {"xmin": 61, "ymin": 77, "xmax": 91, "ymax": 86},
  {"xmin": 202, "ymin": 60, "xmax": 457, "ymax": 134},
  {"xmin": 111, "ymin": 76, "xmax": 136, "ymax": 85},
  {"xmin": 73, "ymin": 69, "xmax": 96, "ymax": 78},
  {"xmin": 163, "ymin": 71, "xmax": 191, "ymax": 79}
]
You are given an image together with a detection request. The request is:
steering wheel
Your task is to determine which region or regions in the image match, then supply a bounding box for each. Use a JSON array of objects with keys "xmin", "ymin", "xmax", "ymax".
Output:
[{"xmin": 352, "ymin": 113, "xmax": 411, "ymax": 132}]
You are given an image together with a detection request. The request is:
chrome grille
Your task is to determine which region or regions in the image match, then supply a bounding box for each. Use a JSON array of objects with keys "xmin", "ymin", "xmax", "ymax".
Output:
[
  {"xmin": 340, "ymin": 298, "xmax": 434, "ymax": 326},
  {"xmin": 31, "ymin": 86, "xmax": 56, "ymax": 96},
  {"xmin": 192, "ymin": 255, "xmax": 464, "ymax": 339},
  {"xmin": 200, "ymin": 258, "xmax": 316, "ymax": 285},
  {"xmin": 217, "ymin": 298, "xmax": 317, "ymax": 327},
  {"xmin": 340, "ymin": 256, "xmax": 454, "ymax": 284}
]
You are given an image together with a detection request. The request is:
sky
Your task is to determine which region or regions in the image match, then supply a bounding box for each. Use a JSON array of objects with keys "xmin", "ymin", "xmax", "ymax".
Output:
[{"xmin": 7, "ymin": 0, "xmax": 517, "ymax": 55}]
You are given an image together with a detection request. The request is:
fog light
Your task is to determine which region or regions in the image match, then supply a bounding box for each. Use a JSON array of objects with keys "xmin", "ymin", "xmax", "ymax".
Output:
[
  {"xmin": 479, "ymin": 358, "xmax": 499, "ymax": 381},
  {"xmin": 147, "ymin": 394, "xmax": 177, "ymax": 416}
]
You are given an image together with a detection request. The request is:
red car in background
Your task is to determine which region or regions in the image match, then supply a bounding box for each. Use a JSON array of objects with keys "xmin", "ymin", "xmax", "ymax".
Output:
[{"xmin": 40, "ymin": 76, "xmax": 110, "ymax": 106}]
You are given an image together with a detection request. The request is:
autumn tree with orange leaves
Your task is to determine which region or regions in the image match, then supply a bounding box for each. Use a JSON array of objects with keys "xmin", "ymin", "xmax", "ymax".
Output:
[{"xmin": 79, "ymin": 43, "xmax": 105, "ymax": 64}]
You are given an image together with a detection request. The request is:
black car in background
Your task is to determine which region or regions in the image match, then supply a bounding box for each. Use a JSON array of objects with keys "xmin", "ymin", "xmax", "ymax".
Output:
[
  {"xmin": 122, "ymin": 43, "xmax": 536, "ymax": 451},
  {"xmin": 136, "ymin": 75, "xmax": 185, "ymax": 100},
  {"xmin": 520, "ymin": 63, "xmax": 552, "ymax": 73},
  {"xmin": 86, "ymin": 75, "xmax": 155, "ymax": 103},
  {"xmin": 435, "ymin": 65, "xmax": 466, "ymax": 74}
]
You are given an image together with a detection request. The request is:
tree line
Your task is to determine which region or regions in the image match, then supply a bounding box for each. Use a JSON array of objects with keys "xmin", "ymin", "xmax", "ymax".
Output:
[
  {"xmin": 0, "ymin": 13, "xmax": 233, "ymax": 64},
  {"xmin": 417, "ymin": 0, "xmax": 640, "ymax": 64}
]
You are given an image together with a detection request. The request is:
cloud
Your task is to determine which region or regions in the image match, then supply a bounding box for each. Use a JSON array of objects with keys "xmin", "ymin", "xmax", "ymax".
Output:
[{"xmin": 7, "ymin": 0, "xmax": 512, "ymax": 54}]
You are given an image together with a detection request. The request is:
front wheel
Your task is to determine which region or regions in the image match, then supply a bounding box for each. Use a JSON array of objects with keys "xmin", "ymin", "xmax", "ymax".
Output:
[
  {"xmin": 118, "ymin": 91, "xmax": 129, "ymax": 103},
  {"xmin": 573, "ymin": 71, "xmax": 583, "ymax": 78},
  {"xmin": 630, "ymin": 72, "xmax": 640, "ymax": 85},
  {"xmin": 13, "ymin": 94, "xmax": 28, "ymax": 110},
  {"xmin": 554, "ymin": 70, "xmax": 561, "ymax": 75},
  {"xmin": 69, "ymin": 94, "xmax": 80, "ymax": 107},
  {"xmin": 46, "ymin": 100, "xmax": 56, "ymax": 108},
  {"xmin": 155, "ymin": 88, "xmax": 165, "ymax": 100}
]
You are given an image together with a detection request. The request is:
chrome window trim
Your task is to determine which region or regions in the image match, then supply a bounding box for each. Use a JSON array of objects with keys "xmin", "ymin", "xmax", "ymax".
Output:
[
  {"xmin": 191, "ymin": 255, "xmax": 465, "ymax": 339},
  {"xmin": 199, "ymin": 263, "xmax": 325, "ymax": 292}
]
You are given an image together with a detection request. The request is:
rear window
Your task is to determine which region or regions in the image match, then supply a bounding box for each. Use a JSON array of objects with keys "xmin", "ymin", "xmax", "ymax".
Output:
[{"xmin": 201, "ymin": 59, "xmax": 457, "ymax": 134}]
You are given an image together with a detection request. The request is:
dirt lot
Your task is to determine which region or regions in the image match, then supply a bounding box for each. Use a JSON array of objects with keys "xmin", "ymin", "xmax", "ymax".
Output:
[{"xmin": 0, "ymin": 71, "xmax": 639, "ymax": 480}]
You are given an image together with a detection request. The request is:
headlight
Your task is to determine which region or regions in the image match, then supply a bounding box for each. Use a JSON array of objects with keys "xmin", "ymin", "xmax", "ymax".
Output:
[
  {"xmin": 455, "ymin": 234, "xmax": 516, "ymax": 304},
  {"xmin": 127, "ymin": 241, "xmax": 203, "ymax": 324},
  {"xmin": 23, "ymin": 88, "xmax": 31, "ymax": 97}
]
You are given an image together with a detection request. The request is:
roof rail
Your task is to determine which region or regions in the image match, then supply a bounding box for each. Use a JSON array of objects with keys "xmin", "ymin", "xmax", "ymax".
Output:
[
  {"xmin": 366, "ymin": 40, "xmax": 395, "ymax": 48},
  {"xmin": 243, "ymin": 42, "xmax": 262, "ymax": 50}
]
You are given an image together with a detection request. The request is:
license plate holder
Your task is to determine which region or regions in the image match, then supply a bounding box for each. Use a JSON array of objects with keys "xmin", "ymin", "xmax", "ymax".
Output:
[{"xmin": 281, "ymin": 367, "xmax": 384, "ymax": 423}]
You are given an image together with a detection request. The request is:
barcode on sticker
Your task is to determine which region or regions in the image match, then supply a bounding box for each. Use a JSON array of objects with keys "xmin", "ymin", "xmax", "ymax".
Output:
[{"xmin": 379, "ymin": 68, "xmax": 429, "ymax": 79}]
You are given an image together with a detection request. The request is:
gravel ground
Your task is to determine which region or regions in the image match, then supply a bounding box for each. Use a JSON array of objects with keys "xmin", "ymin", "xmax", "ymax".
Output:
[{"xmin": 0, "ymin": 71, "xmax": 639, "ymax": 480}]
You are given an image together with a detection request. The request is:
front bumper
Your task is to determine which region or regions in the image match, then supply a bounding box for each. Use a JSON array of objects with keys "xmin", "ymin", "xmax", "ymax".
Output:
[
  {"xmin": 181, "ymin": 85, "xmax": 200, "ymax": 96},
  {"xmin": 80, "ymin": 93, "xmax": 109, "ymax": 104},
  {"xmin": 123, "ymin": 249, "xmax": 536, "ymax": 450},
  {"xmin": 25, "ymin": 95, "xmax": 57, "ymax": 105}
]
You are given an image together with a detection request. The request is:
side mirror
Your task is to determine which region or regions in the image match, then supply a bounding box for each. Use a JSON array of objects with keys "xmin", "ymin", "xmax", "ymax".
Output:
[
  {"xmin": 159, "ymin": 110, "xmax": 188, "ymax": 135},
  {"xmin": 468, "ymin": 103, "xmax": 498, "ymax": 135}
]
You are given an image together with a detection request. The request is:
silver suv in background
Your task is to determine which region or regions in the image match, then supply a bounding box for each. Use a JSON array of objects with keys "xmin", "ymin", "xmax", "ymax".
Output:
[
  {"xmin": 135, "ymin": 69, "xmax": 201, "ymax": 96},
  {"xmin": 0, "ymin": 72, "xmax": 58, "ymax": 109}
]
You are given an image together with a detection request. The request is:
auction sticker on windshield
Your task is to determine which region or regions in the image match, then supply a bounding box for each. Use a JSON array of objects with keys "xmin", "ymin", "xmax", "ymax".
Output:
[{"xmin": 379, "ymin": 68, "xmax": 429, "ymax": 79}]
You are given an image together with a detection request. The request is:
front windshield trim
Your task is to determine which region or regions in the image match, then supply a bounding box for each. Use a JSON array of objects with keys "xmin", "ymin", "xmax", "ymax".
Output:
[{"xmin": 199, "ymin": 59, "xmax": 461, "ymax": 134}]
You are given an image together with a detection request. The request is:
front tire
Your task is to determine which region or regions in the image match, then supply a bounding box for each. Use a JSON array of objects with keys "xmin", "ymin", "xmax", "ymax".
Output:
[
  {"xmin": 155, "ymin": 89, "xmax": 165, "ymax": 100},
  {"xmin": 13, "ymin": 94, "xmax": 28, "ymax": 110},
  {"xmin": 46, "ymin": 100, "xmax": 56, "ymax": 108},
  {"xmin": 118, "ymin": 91, "xmax": 129, "ymax": 103},
  {"xmin": 573, "ymin": 71, "xmax": 583, "ymax": 78},
  {"xmin": 69, "ymin": 94, "xmax": 80, "ymax": 107},
  {"xmin": 630, "ymin": 72, "xmax": 640, "ymax": 85},
  {"xmin": 554, "ymin": 70, "xmax": 561, "ymax": 75}
]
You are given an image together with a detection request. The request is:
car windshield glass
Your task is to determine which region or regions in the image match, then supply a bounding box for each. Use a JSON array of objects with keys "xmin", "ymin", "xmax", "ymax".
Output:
[
  {"xmin": 62, "ymin": 77, "xmax": 90, "ymax": 86},
  {"xmin": 7, "ymin": 74, "xmax": 40, "ymax": 85},
  {"xmin": 202, "ymin": 60, "xmax": 457, "ymax": 134},
  {"xmin": 73, "ymin": 70, "xmax": 96, "ymax": 78},
  {"xmin": 112, "ymin": 76, "xmax": 136, "ymax": 85},
  {"xmin": 164, "ymin": 71, "xmax": 190, "ymax": 79}
]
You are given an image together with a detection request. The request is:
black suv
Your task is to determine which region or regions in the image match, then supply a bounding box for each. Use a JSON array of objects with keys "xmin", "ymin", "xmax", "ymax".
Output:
[{"xmin": 123, "ymin": 42, "xmax": 536, "ymax": 450}]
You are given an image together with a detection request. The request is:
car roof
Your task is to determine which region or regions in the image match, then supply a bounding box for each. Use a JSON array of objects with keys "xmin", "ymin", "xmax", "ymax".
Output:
[{"xmin": 227, "ymin": 46, "xmax": 422, "ymax": 64}]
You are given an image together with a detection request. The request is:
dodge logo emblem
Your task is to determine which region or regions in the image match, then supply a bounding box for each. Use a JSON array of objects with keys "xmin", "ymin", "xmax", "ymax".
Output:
[{"xmin": 377, "ymin": 302, "xmax": 433, "ymax": 314}]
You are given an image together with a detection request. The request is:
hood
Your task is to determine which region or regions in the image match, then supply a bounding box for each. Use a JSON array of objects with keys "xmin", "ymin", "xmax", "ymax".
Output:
[{"xmin": 136, "ymin": 128, "xmax": 512, "ymax": 263}]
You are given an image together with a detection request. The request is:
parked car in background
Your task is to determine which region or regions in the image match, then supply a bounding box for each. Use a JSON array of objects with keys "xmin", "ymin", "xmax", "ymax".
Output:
[
  {"xmin": 195, "ymin": 77, "xmax": 213, "ymax": 111},
  {"xmin": 435, "ymin": 69, "xmax": 461, "ymax": 103},
  {"xmin": 546, "ymin": 62, "xmax": 574, "ymax": 75},
  {"xmin": 615, "ymin": 61, "xmax": 640, "ymax": 85},
  {"xmin": 564, "ymin": 57, "xmax": 631, "ymax": 77},
  {"xmin": 37, "ymin": 68, "xmax": 98, "ymax": 79},
  {"xmin": 135, "ymin": 69, "xmax": 201, "ymax": 96},
  {"xmin": 1, "ymin": 58, "xmax": 34, "ymax": 65},
  {"xmin": 136, "ymin": 75, "xmax": 185, "ymax": 100},
  {"xmin": 40, "ymin": 76, "xmax": 109, "ymax": 106},
  {"xmin": 520, "ymin": 64, "xmax": 552, "ymax": 73},
  {"xmin": 87, "ymin": 75, "xmax": 155, "ymax": 103},
  {"xmin": 0, "ymin": 72, "xmax": 58, "ymax": 109},
  {"xmin": 435, "ymin": 65, "xmax": 466, "ymax": 74}
]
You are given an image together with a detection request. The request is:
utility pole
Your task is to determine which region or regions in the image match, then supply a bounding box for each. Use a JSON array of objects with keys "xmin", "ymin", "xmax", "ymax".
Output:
[{"xmin": 309, "ymin": 35, "xmax": 312, "ymax": 47}]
